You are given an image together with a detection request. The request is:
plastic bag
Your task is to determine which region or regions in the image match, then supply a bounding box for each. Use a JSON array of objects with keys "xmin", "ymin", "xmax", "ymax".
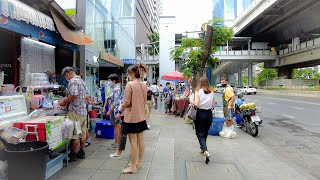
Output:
[
  {"xmin": 61, "ymin": 118, "xmax": 74, "ymax": 140},
  {"xmin": 219, "ymin": 123, "xmax": 237, "ymax": 139},
  {"xmin": 0, "ymin": 160, "xmax": 7, "ymax": 179},
  {"xmin": 74, "ymin": 121, "xmax": 82, "ymax": 136},
  {"xmin": 42, "ymin": 98, "xmax": 53, "ymax": 109}
]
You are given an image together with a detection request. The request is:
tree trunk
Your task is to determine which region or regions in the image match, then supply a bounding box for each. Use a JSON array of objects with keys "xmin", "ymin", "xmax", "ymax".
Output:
[
  {"xmin": 191, "ymin": 25, "xmax": 214, "ymax": 91},
  {"xmin": 201, "ymin": 25, "xmax": 214, "ymax": 73}
]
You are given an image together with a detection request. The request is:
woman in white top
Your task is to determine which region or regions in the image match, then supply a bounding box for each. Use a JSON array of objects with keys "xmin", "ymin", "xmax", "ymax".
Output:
[{"xmin": 194, "ymin": 76, "xmax": 216, "ymax": 164}]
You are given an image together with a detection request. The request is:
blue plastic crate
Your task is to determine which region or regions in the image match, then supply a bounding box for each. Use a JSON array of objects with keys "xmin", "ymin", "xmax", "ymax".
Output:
[
  {"xmin": 46, "ymin": 153, "xmax": 64, "ymax": 179},
  {"xmin": 208, "ymin": 117, "xmax": 224, "ymax": 136},
  {"xmin": 96, "ymin": 120, "xmax": 114, "ymax": 139}
]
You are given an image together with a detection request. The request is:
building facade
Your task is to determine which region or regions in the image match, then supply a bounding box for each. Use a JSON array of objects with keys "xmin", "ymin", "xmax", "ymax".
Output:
[
  {"xmin": 76, "ymin": 0, "xmax": 136, "ymax": 94},
  {"xmin": 136, "ymin": 0, "xmax": 161, "ymax": 46},
  {"xmin": 159, "ymin": 16, "xmax": 176, "ymax": 85},
  {"xmin": 136, "ymin": 0, "xmax": 161, "ymax": 84},
  {"xmin": 213, "ymin": 0, "xmax": 253, "ymax": 27}
]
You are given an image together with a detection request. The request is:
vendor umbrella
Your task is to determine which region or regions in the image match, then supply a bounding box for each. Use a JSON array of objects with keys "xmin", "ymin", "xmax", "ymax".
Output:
[{"xmin": 161, "ymin": 71, "xmax": 189, "ymax": 82}]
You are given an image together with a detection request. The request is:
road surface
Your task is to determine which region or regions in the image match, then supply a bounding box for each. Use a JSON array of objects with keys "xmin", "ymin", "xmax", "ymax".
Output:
[{"xmin": 215, "ymin": 93, "xmax": 320, "ymax": 179}]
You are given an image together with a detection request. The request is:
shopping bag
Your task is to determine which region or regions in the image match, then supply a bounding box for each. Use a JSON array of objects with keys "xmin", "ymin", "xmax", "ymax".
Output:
[{"xmin": 219, "ymin": 122, "xmax": 237, "ymax": 139}]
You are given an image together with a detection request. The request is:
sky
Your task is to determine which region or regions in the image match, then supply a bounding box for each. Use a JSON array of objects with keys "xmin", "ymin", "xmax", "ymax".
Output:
[
  {"xmin": 55, "ymin": 0, "xmax": 76, "ymax": 10},
  {"xmin": 161, "ymin": 0, "xmax": 213, "ymax": 35}
]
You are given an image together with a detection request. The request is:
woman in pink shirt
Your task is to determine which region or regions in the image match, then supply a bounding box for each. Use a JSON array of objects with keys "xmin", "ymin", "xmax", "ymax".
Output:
[{"xmin": 115, "ymin": 64, "xmax": 148, "ymax": 174}]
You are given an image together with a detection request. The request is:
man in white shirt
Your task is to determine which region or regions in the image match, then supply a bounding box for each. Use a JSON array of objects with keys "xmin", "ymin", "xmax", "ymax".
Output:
[{"xmin": 150, "ymin": 83, "xmax": 159, "ymax": 109}]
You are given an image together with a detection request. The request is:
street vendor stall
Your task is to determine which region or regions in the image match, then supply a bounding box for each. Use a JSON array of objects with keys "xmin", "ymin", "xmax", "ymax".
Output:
[
  {"xmin": 0, "ymin": 94, "xmax": 74, "ymax": 179},
  {"xmin": 173, "ymin": 95, "xmax": 190, "ymax": 117},
  {"xmin": 161, "ymin": 71, "xmax": 191, "ymax": 117}
]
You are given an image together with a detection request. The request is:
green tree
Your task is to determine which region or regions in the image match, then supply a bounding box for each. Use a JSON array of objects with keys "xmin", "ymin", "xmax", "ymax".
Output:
[
  {"xmin": 170, "ymin": 18, "xmax": 233, "ymax": 89},
  {"xmin": 147, "ymin": 32, "xmax": 159, "ymax": 56},
  {"xmin": 242, "ymin": 76, "xmax": 248, "ymax": 86},
  {"xmin": 254, "ymin": 68, "xmax": 278, "ymax": 86},
  {"xmin": 293, "ymin": 68, "xmax": 320, "ymax": 80}
]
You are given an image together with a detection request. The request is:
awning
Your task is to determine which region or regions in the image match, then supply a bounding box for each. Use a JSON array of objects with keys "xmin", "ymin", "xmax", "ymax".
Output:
[
  {"xmin": 0, "ymin": 0, "xmax": 56, "ymax": 31},
  {"xmin": 50, "ymin": 7, "xmax": 93, "ymax": 45},
  {"xmin": 100, "ymin": 52, "xmax": 124, "ymax": 67}
]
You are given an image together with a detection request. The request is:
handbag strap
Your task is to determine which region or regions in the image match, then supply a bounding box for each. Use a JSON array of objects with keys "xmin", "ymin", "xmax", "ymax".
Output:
[{"xmin": 137, "ymin": 82, "xmax": 147, "ymax": 103}]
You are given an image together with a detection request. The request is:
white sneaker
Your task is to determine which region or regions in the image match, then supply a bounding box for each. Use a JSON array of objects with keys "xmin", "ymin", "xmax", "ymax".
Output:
[
  {"xmin": 203, "ymin": 151, "xmax": 211, "ymax": 164},
  {"xmin": 147, "ymin": 124, "xmax": 151, "ymax": 129},
  {"xmin": 109, "ymin": 153, "xmax": 122, "ymax": 159},
  {"xmin": 203, "ymin": 151, "xmax": 211, "ymax": 158}
]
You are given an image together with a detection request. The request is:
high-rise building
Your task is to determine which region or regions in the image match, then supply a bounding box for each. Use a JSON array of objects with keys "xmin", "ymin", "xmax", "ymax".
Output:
[
  {"xmin": 136, "ymin": 0, "xmax": 161, "ymax": 46},
  {"xmin": 213, "ymin": 0, "xmax": 224, "ymax": 19},
  {"xmin": 236, "ymin": 0, "xmax": 253, "ymax": 18},
  {"xmin": 212, "ymin": 0, "xmax": 237, "ymax": 27}
]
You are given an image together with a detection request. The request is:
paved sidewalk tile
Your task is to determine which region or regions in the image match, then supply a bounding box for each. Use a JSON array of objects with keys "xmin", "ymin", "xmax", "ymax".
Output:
[
  {"xmin": 89, "ymin": 169, "xmax": 121, "ymax": 180},
  {"xmin": 51, "ymin": 110, "xmax": 317, "ymax": 180}
]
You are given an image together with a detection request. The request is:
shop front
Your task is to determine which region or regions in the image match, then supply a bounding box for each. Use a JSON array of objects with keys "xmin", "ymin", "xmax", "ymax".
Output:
[{"xmin": 99, "ymin": 51, "xmax": 124, "ymax": 88}]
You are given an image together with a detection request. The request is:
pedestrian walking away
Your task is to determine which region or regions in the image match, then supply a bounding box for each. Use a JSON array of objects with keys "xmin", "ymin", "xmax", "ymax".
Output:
[
  {"xmin": 115, "ymin": 64, "xmax": 148, "ymax": 174},
  {"xmin": 193, "ymin": 76, "xmax": 215, "ymax": 164},
  {"xmin": 59, "ymin": 67, "xmax": 88, "ymax": 162}
]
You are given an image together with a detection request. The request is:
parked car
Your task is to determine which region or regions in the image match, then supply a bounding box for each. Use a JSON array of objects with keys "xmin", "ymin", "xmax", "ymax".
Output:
[
  {"xmin": 216, "ymin": 84, "xmax": 224, "ymax": 93},
  {"xmin": 215, "ymin": 84, "xmax": 237, "ymax": 94},
  {"xmin": 243, "ymin": 86, "xmax": 257, "ymax": 95},
  {"xmin": 236, "ymin": 86, "xmax": 244, "ymax": 95}
]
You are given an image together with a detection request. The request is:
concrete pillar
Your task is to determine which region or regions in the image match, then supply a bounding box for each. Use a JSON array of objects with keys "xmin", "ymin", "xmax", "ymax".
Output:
[
  {"xmin": 278, "ymin": 66, "xmax": 293, "ymax": 79},
  {"xmin": 248, "ymin": 63, "xmax": 253, "ymax": 86},
  {"xmin": 148, "ymin": 65, "xmax": 153, "ymax": 83},
  {"xmin": 238, "ymin": 66, "xmax": 242, "ymax": 87}
]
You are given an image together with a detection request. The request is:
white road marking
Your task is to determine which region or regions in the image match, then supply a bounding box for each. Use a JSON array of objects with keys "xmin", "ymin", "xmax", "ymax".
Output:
[
  {"xmin": 257, "ymin": 96, "xmax": 320, "ymax": 106},
  {"xmin": 282, "ymin": 115, "xmax": 295, "ymax": 119},
  {"xmin": 292, "ymin": 107, "xmax": 304, "ymax": 110},
  {"xmin": 268, "ymin": 102, "xmax": 275, "ymax": 105},
  {"xmin": 253, "ymin": 100, "xmax": 259, "ymax": 102}
]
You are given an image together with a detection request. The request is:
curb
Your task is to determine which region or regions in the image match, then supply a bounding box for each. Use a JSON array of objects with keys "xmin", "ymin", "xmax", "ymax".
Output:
[{"xmin": 258, "ymin": 89, "xmax": 320, "ymax": 98}]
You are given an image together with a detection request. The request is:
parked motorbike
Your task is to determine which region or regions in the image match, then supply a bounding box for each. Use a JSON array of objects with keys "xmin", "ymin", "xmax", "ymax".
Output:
[{"xmin": 235, "ymin": 107, "xmax": 262, "ymax": 137}]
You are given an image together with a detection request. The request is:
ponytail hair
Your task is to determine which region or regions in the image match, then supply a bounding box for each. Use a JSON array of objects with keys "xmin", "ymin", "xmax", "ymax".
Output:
[{"xmin": 127, "ymin": 63, "xmax": 148, "ymax": 79}]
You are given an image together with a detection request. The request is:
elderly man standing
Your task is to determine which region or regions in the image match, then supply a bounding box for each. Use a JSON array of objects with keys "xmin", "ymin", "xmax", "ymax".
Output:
[{"xmin": 60, "ymin": 67, "xmax": 88, "ymax": 162}]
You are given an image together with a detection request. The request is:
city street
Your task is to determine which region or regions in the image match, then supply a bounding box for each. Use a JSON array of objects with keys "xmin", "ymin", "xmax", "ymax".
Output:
[{"xmin": 224, "ymin": 93, "xmax": 320, "ymax": 179}]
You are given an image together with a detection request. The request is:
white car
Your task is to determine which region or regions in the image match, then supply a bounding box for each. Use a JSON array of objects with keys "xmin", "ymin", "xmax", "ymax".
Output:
[{"xmin": 242, "ymin": 86, "xmax": 257, "ymax": 95}]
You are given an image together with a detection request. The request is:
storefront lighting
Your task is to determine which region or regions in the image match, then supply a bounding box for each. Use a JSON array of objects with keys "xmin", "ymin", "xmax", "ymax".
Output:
[{"xmin": 22, "ymin": 37, "xmax": 56, "ymax": 49}]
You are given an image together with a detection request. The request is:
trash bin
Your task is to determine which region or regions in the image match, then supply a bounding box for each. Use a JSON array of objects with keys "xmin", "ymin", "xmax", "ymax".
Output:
[
  {"xmin": 4, "ymin": 141, "xmax": 49, "ymax": 180},
  {"xmin": 307, "ymin": 84, "xmax": 314, "ymax": 88}
]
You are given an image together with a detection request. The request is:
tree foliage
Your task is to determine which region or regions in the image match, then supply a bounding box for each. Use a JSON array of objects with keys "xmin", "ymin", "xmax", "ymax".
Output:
[
  {"xmin": 147, "ymin": 32, "xmax": 159, "ymax": 56},
  {"xmin": 170, "ymin": 18, "xmax": 233, "ymax": 88},
  {"xmin": 293, "ymin": 68, "xmax": 320, "ymax": 80},
  {"xmin": 254, "ymin": 68, "xmax": 278, "ymax": 85}
]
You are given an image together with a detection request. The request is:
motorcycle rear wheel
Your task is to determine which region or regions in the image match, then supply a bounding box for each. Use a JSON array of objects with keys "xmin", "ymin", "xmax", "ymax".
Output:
[{"xmin": 248, "ymin": 120, "xmax": 259, "ymax": 137}]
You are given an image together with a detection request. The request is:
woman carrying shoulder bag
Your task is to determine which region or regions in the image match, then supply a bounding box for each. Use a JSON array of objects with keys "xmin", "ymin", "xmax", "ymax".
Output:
[
  {"xmin": 115, "ymin": 64, "xmax": 148, "ymax": 174},
  {"xmin": 193, "ymin": 76, "xmax": 216, "ymax": 164}
]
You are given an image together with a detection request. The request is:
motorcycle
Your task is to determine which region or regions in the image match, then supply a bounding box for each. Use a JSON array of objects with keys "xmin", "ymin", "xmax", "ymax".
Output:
[{"xmin": 235, "ymin": 104, "xmax": 262, "ymax": 137}]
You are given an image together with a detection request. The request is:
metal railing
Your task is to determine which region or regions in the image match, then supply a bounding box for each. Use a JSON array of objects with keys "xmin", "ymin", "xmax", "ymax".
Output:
[
  {"xmin": 214, "ymin": 50, "xmax": 276, "ymax": 56},
  {"xmin": 279, "ymin": 37, "xmax": 320, "ymax": 56}
]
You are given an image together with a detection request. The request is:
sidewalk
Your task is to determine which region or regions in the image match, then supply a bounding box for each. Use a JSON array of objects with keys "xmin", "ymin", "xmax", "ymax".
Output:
[{"xmin": 49, "ymin": 111, "xmax": 317, "ymax": 180}]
